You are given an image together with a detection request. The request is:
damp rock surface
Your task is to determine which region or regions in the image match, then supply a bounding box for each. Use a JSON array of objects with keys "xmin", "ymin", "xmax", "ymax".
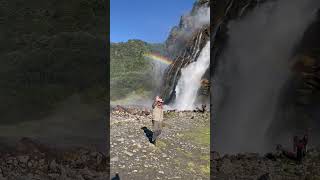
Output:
[
  {"xmin": 0, "ymin": 138, "xmax": 109, "ymax": 180},
  {"xmin": 211, "ymin": 148, "xmax": 320, "ymax": 180}
]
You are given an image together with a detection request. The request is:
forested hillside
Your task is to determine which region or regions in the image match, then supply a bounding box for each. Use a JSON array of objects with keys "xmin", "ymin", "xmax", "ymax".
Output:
[
  {"xmin": 0, "ymin": 0, "xmax": 107, "ymax": 124},
  {"xmin": 110, "ymin": 40, "xmax": 166, "ymax": 101}
]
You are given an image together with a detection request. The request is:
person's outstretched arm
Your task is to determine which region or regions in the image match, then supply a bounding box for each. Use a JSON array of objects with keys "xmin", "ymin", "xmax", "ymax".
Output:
[{"xmin": 152, "ymin": 101, "xmax": 156, "ymax": 109}]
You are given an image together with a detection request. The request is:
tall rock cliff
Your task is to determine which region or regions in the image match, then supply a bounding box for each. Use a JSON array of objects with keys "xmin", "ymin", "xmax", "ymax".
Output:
[
  {"xmin": 210, "ymin": 0, "xmax": 320, "ymax": 178},
  {"xmin": 210, "ymin": 0, "xmax": 320, "ymax": 153},
  {"xmin": 160, "ymin": 0, "xmax": 210, "ymax": 104}
]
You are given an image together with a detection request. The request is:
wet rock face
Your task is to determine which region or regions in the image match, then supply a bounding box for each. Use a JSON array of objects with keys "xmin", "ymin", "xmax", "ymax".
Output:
[
  {"xmin": 165, "ymin": 0, "xmax": 209, "ymax": 58},
  {"xmin": 161, "ymin": 26, "xmax": 210, "ymax": 103},
  {"xmin": 160, "ymin": 0, "xmax": 263, "ymax": 104},
  {"xmin": 0, "ymin": 138, "xmax": 109, "ymax": 179},
  {"xmin": 293, "ymin": 12, "xmax": 320, "ymax": 107},
  {"xmin": 266, "ymin": 9, "xmax": 320, "ymax": 141},
  {"xmin": 210, "ymin": 0, "xmax": 320, "ymax": 149},
  {"xmin": 160, "ymin": 0, "xmax": 210, "ymax": 104}
]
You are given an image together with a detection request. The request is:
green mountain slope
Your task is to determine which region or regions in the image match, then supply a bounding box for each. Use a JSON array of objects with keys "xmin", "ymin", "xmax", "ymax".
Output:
[
  {"xmin": 0, "ymin": 0, "xmax": 107, "ymax": 124},
  {"xmin": 110, "ymin": 40, "xmax": 166, "ymax": 101}
]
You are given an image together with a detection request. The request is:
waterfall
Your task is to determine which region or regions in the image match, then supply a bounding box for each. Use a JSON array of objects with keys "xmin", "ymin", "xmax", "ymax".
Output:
[
  {"xmin": 173, "ymin": 41, "xmax": 210, "ymax": 110},
  {"xmin": 151, "ymin": 61, "xmax": 169, "ymax": 95},
  {"xmin": 213, "ymin": 0, "xmax": 318, "ymax": 154}
]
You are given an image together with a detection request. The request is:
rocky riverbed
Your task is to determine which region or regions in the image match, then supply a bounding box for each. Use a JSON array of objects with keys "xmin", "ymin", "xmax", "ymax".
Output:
[
  {"xmin": 110, "ymin": 106, "xmax": 210, "ymax": 180},
  {"xmin": 211, "ymin": 148, "xmax": 320, "ymax": 180},
  {"xmin": 0, "ymin": 138, "xmax": 108, "ymax": 180}
]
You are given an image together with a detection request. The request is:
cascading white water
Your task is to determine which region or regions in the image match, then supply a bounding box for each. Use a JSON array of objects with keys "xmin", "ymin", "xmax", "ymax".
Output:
[
  {"xmin": 173, "ymin": 41, "xmax": 210, "ymax": 110},
  {"xmin": 151, "ymin": 60, "xmax": 168, "ymax": 94},
  {"xmin": 213, "ymin": 0, "xmax": 318, "ymax": 154}
]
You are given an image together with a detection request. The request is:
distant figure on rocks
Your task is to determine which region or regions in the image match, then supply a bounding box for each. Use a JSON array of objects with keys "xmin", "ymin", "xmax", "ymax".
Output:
[
  {"xmin": 141, "ymin": 126, "xmax": 154, "ymax": 143},
  {"xmin": 151, "ymin": 96, "xmax": 164, "ymax": 144},
  {"xmin": 276, "ymin": 130, "xmax": 309, "ymax": 162},
  {"xmin": 194, "ymin": 104, "xmax": 206, "ymax": 113},
  {"xmin": 200, "ymin": 104, "xmax": 206, "ymax": 113},
  {"xmin": 293, "ymin": 132, "xmax": 308, "ymax": 162}
]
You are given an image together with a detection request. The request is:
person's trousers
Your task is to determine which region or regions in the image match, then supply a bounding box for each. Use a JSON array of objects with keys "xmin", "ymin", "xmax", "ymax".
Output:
[{"xmin": 152, "ymin": 120, "xmax": 162, "ymax": 141}]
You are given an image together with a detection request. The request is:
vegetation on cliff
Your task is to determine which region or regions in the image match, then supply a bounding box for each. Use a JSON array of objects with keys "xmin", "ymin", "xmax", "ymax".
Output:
[
  {"xmin": 0, "ymin": 0, "xmax": 107, "ymax": 124},
  {"xmin": 110, "ymin": 40, "xmax": 166, "ymax": 101}
]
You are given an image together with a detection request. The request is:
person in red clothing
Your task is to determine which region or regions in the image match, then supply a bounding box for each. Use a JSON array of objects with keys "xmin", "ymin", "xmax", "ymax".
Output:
[
  {"xmin": 277, "ymin": 130, "xmax": 309, "ymax": 162},
  {"xmin": 294, "ymin": 133, "xmax": 308, "ymax": 162}
]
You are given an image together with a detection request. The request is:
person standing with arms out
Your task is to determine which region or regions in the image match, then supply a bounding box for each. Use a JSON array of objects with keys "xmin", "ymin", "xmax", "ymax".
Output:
[{"xmin": 151, "ymin": 96, "xmax": 164, "ymax": 145}]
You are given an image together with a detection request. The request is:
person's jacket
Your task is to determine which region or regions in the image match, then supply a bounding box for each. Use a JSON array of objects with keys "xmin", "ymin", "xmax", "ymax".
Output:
[{"xmin": 152, "ymin": 103, "xmax": 163, "ymax": 122}]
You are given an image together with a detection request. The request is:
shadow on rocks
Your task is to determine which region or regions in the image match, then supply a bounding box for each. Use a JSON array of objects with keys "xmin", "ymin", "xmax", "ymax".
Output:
[
  {"xmin": 111, "ymin": 173, "xmax": 120, "ymax": 180},
  {"xmin": 141, "ymin": 127, "xmax": 155, "ymax": 144},
  {"xmin": 258, "ymin": 173, "xmax": 270, "ymax": 180}
]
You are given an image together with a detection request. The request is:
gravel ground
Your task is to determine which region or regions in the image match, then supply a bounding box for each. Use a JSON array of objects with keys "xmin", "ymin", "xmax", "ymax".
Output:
[
  {"xmin": 110, "ymin": 108, "xmax": 210, "ymax": 180},
  {"xmin": 0, "ymin": 138, "xmax": 108, "ymax": 180}
]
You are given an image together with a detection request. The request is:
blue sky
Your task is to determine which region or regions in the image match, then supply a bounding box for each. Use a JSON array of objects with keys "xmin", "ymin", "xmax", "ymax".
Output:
[{"xmin": 111, "ymin": 0, "xmax": 195, "ymax": 43}]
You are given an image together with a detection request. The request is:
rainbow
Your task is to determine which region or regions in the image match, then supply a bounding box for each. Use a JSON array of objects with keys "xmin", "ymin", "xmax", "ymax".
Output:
[{"xmin": 143, "ymin": 53, "xmax": 173, "ymax": 65}]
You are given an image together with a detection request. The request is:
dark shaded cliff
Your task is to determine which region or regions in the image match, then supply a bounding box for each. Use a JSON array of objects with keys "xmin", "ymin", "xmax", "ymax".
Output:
[
  {"xmin": 0, "ymin": 0, "xmax": 107, "ymax": 124},
  {"xmin": 210, "ymin": 0, "xmax": 320, "ymax": 178},
  {"xmin": 0, "ymin": 0, "xmax": 108, "ymax": 148}
]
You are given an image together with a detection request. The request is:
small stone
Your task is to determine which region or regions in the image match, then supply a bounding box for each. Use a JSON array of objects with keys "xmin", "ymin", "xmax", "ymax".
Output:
[
  {"xmin": 159, "ymin": 171, "xmax": 164, "ymax": 174},
  {"xmin": 48, "ymin": 173, "xmax": 60, "ymax": 178},
  {"xmin": 81, "ymin": 154, "xmax": 89, "ymax": 162},
  {"xmin": 133, "ymin": 170, "xmax": 138, "ymax": 173},
  {"xmin": 0, "ymin": 168, "xmax": 3, "ymax": 178},
  {"xmin": 124, "ymin": 151, "xmax": 133, "ymax": 157},
  {"xmin": 96, "ymin": 153, "xmax": 103, "ymax": 164},
  {"xmin": 18, "ymin": 155, "xmax": 29, "ymax": 163},
  {"xmin": 39, "ymin": 159, "xmax": 46, "ymax": 166},
  {"xmin": 7, "ymin": 159, "xmax": 13, "ymax": 165},
  {"xmin": 111, "ymin": 156, "xmax": 119, "ymax": 162},
  {"xmin": 136, "ymin": 144, "xmax": 142, "ymax": 148},
  {"xmin": 117, "ymin": 138, "xmax": 124, "ymax": 142},
  {"xmin": 133, "ymin": 149, "xmax": 139, "ymax": 153},
  {"xmin": 27, "ymin": 161, "xmax": 33, "ymax": 168},
  {"xmin": 49, "ymin": 160, "xmax": 59, "ymax": 172},
  {"xmin": 90, "ymin": 152, "xmax": 98, "ymax": 157},
  {"xmin": 162, "ymin": 154, "xmax": 167, "ymax": 158}
]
